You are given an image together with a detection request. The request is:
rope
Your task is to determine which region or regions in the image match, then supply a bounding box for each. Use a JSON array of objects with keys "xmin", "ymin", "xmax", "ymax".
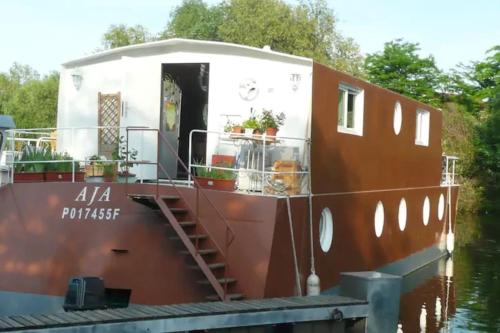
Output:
[
  {"xmin": 286, "ymin": 196, "xmax": 302, "ymax": 296},
  {"xmin": 307, "ymin": 140, "xmax": 315, "ymax": 274}
]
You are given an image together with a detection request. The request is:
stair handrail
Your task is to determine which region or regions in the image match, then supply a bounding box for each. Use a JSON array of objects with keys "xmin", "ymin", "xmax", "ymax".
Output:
[{"xmin": 125, "ymin": 127, "xmax": 236, "ymax": 255}]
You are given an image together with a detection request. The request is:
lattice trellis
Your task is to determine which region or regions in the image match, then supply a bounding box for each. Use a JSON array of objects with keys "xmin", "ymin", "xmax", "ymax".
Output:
[{"xmin": 98, "ymin": 92, "xmax": 121, "ymax": 157}]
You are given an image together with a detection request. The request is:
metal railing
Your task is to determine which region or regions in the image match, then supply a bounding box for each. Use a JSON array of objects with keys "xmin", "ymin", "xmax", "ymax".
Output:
[
  {"xmin": 126, "ymin": 127, "xmax": 236, "ymax": 299},
  {"xmin": 1, "ymin": 126, "xmax": 149, "ymax": 184},
  {"xmin": 188, "ymin": 129, "xmax": 311, "ymax": 196}
]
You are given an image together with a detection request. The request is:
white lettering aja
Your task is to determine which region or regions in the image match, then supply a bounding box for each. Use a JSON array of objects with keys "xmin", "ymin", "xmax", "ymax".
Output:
[{"xmin": 74, "ymin": 186, "xmax": 112, "ymax": 206}]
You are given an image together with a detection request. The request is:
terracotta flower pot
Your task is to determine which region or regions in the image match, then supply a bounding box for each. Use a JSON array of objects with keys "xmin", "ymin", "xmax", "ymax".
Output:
[
  {"xmin": 231, "ymin": 126, "xmax": 244, "ymax": 134},
  {"xmin": 265, "ymin": 127, "xmax": 278, "ymax": 137}
]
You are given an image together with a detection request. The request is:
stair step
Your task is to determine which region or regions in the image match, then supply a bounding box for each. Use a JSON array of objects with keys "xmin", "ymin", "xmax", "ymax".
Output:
[
  {"xmin": 179, "ymin": 221, "xmax": 196, "ymax": 228},
  {"xmin": 129, "ymin": 194, "xmax": 180, "ymax": 201},
  {"xmin": 197, "ymin": 277, "xmax": 236, "ymax": 285},
  {"xmin": 180, "ymin": 248, "xmax": 218, "ymax": 256},
  {"xmin": 169, "ymin": 234, "xmax": 208, "ymax": 241},
  {"xmin": 188, "ymin": 262, "xmax": 226, "ymax": 270},
  {"xmin": 170, "ymin": 208, "xmax": 188, "ymax": 214},
  {"xmin": 205, "ymin": 294, "xmax": 245, "ymax": 302}
]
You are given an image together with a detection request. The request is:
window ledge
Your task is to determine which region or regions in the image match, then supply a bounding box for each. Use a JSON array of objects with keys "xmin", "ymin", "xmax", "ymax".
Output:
[
  {"xmin": 415, "ymin": 140, "xmax": 429, "ymax": 147},
  {"xmin": 337, "ymin": 126, "xmax": 363, "ymax": 136}
]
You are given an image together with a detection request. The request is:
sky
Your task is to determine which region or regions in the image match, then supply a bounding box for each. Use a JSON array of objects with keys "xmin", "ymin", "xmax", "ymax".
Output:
[{"xmin": 0, "ymin": 0, "xmax": 498, "ymax": 75}]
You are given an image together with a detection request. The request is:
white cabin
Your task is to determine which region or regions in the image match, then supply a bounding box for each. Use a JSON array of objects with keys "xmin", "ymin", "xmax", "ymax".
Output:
[{"xmin": 57, "ymin": 39, "xmax": 313, "ymax": 180}]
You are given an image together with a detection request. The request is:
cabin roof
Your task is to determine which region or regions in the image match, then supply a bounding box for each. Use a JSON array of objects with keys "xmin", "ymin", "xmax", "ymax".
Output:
[{"xmin": 62, "ymin": 38, "xmax": 313, "ymax": 68}]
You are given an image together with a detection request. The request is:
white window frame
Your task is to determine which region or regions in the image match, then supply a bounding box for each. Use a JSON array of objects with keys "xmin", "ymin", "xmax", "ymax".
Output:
[
  {"xmin": 337, "ymin": 83, "xmax": 364, "ymax": 136},
  {"xmin": 415, "ymin": 108, "xmax": 430, "ymax": 146}
]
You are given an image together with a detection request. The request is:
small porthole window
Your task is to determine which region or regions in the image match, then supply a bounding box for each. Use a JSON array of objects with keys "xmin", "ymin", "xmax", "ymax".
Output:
[
  {"xmin": 438, "ymin": 194, "xmax": 445, "ymax": 221},
  {"xmin": 374, "ymin": 201, "xmax": 384, "ymax": 238},
  {"xmin": 398, "ymin": 198, "xmax": 407, "ymax": 231},
  {"xmin": 393, "ymin": 101, "xmax": 402, "ymax": 135},
  {"xmin": 422, "ymin": 196, "xmax": 430, "ymax": 226},
  {"xmin": 319, "ymin": 208, "xmax": 333, "ymax": 252}
]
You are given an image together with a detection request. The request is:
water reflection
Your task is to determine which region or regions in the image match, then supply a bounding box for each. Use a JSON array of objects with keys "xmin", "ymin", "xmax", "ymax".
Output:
[{"xmin": 399, "ymin": 215, "xmax": 500, "ymax": 332}]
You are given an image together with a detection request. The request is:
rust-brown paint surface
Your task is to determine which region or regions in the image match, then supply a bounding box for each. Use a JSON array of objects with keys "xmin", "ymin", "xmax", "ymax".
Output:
[{"xmin": 311, "ymin": 63, "xmax": 442, "ymax": 194}]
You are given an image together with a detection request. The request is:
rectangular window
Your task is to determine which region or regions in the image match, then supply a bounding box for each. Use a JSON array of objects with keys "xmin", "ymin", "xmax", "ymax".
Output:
[
  {"xmin": 415, "ymin": 109, "xmax": 430, "ymax": 146},
  {"xmin": 337, "ymin": 84, "xmax": 364, "ymax": 136}
]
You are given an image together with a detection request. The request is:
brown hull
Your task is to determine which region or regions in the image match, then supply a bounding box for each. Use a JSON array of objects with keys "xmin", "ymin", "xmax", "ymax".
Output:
[{"xmin": 0, "ymin": 182, "xmax": 458, "ymax": 308}]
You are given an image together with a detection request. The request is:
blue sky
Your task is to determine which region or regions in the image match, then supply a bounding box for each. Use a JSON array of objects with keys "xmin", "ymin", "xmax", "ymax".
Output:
[{"xmin": 0, "ymin": 0, "xmax": 498, "ymax": 74}]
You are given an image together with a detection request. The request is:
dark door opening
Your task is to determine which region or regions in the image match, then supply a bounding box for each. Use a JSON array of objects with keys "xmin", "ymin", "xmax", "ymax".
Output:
[{"xmin": 160, "ymin": 63, "xmax": 209, "ymax": 179}]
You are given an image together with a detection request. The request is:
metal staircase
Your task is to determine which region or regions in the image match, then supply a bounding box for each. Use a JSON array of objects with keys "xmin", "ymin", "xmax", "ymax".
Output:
[{"xmin": 126, "ymin": 128, "xmax": 242, "ymax": 301}]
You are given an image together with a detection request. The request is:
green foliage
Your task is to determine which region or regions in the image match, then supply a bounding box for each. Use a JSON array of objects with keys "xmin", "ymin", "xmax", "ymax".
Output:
[
  {"xmin": 15, "ymin": 145, "xmax": 52, "ymax": 172},
  {"xmin": 162, "ymin": 0, "xmax": 224, "ymax": 40},
  {"xmin": 241, "ymin": 117, "xmax": 260, "ymax": 129},
  {"xmin": 0, "ymin": 64, "xmax": 58, "ymax": 129},
  {"xmin": 364, "ymin": 39, "xmax": 442, "ymax": 106},
  {"xmin": 47, "ymin": 152, "xmax": 73, "ymax": 172},
  {"xmin": 259, "ymin": 109, "xmax": 285, "ymax": 129},
  {"xmin": 102, "ymin": 24, "xmax": 153, "ymax": 49},
  {"xmin": 195, "ymin": 161, "xmax": 236, "ymax": 180},
  {"xmin": 161, "ymin": 0, "xmax": 364, "ymax": 76}
]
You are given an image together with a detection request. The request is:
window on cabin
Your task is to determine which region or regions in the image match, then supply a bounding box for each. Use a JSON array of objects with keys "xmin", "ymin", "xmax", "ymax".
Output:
[
  {"xmin": 415, "ymin": 109, "xmax": 430, "ymax": 146},
  {"xmin": 337, "ymin": 84, "xmax": 364, "ymax": 136}
]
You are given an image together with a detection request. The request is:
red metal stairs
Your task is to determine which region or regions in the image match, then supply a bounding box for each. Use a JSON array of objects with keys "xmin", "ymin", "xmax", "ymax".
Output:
[{"xmin": 131, "ymin": 194, "xmax": 243, "ymax": 302}]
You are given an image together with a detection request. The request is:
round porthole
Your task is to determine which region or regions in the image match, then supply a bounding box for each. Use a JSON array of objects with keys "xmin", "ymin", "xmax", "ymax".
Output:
[
  {"xmin": 319, "ymin": 208, "xmax": 333, "ymax": 252},
  {"xmin": 393, "ymin": 101, "xmax": 402, "ymax": 135},
  {"xmin": 374, "ymin": 201, "xmax": 384, "ymax": 238},
  {"xmin": 398, "ymin": 198, "xmax": 407, "ymax": 231},
  {"xmin": 423, "ymin": 196, "xmax": 430, "ymax": 226},
  {"xmin": 438, "ymin": 194, "xmax": 445, "ymax": 221}
]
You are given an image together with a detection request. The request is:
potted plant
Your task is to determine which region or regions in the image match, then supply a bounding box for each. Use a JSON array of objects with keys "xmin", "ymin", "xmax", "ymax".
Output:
[
  {"xmin": 13, "ymin": 145, "xmax": 51, "ymax": 182},
  {"xmin": 112, "ymin": 136, "xmax": 138, "ymax": 183},
  {"xmin": 259, "ymin": 109, "xmax": 286, "ymax": 137},
  {"xmin": 242, "ymin": 117, "xmax": 261, "ymax": 136},
  {"xmin": 194, "ymin": 161, "xmax": 236, "ymax": 191},
  {"xmin": 102, "ymin": 162, "xmax": 117, "ymax": 183},
  {"xmin": 85, "ymin": 155, "xmax": 104, "ymax": 177},
  {"xmin": 45, "ymin": 152, "xmax": 85, "ymax": 182}
]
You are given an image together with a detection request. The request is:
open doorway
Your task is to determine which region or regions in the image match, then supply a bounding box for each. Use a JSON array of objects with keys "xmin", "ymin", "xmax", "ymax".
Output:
[{"xmin": 160, "ymin": 63, "xmax": 209, "ymax": 179}]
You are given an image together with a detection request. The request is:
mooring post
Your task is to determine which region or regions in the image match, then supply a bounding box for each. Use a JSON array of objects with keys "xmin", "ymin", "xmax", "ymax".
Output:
[{"xmin": 340, "ymin": 271, "xmax": 402, "ymax": 333}]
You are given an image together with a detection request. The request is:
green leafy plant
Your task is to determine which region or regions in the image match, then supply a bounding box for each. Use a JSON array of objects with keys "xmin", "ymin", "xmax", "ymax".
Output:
[
  {"xmin": 195, "ymin": 161, "xmax": 236, "ymax": 180},
  {"xmin": 112, "ymin": 136, "xmax": 138, "ymax": 175},
  {"xmin": 241, "ymin": 117, "xmax": 260, "ymax": 129},
  {"xmin": 103, "ymin": 162, "xmax": 116, "ymax": 177},
  {"xmin": 15, "ymin": 145, "xmax": 51, "ymax": 172},
  {"xmin": 259, "ymin": 109, "xmax": 286, "ymax": 130},
  {"xmin": 47, "ymin": 152, "xmax": 73, "ymax": 172}
]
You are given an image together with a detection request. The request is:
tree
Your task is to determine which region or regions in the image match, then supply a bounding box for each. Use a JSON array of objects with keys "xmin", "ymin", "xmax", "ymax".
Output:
[
  {"xmin": 102, "ymin": 24, "xmax": 152, "ymax": 49},
  {"xmin": 162, "ymin": 0, "xmax": 224, "ymax": 41},
  {"xmin": 162, "ymin": 0, "xmax": 364, "ymax": 76},
  {"xmin": 4, "ymin": 72, "xmax": 59, "ymax": 129},
  {"xmin": 364, "ymin": 39, "xmax": 442, "ymax": 105}
]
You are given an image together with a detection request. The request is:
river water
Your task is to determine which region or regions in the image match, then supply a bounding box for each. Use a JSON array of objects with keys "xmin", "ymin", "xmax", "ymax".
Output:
[{"xmin": 399, "ymin": 215, "xmax": 500, "ymax": 332}]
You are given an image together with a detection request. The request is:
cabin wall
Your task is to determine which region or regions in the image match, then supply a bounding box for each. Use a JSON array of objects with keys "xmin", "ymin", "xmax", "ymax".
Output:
[
  {"xmin": 310, "ymin": 63, "xmax": 443, "ymax": 194},
  {"xmin": 57, "ymin": 49, "xmax": 312, "ymax": 179}
]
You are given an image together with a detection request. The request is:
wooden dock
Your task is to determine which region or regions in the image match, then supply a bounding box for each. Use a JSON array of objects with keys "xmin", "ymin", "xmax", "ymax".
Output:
[{"xmin": 0, "ymin": 295, "xmax": 368, "ymax": 332}]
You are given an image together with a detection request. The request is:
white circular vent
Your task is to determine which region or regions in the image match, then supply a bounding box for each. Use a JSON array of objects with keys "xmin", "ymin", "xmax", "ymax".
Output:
[
  {"xmin": 374, "ymin": 201, "xmax": 384, "ymax": 238},
  {"xmin": 393, "ymin": 101, "xmax": 402, "ymax": 135},
  {"xmin": 438, "ymin": 194, "xmax": 445, "ymax": 221},
  {"xmin": 423, "ymin": 196, "xmax": 430, "ymax": 226},
  {"xmin": 398, "ymin": 198, "xmax": 407, "ymax": 231},
  {"xmin": 319, "ymin": 208, "xmax": 333, "ymax": 252}
]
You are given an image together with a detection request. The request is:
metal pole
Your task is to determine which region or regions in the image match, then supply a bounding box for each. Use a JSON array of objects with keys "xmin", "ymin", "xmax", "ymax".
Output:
[
  {"xmin": 188, "ymin": 130, "xmax": 193, "ymax": 186},
  {"xmin": 261, "ymin": 134, "xmax": 266, "ymax": 195}
]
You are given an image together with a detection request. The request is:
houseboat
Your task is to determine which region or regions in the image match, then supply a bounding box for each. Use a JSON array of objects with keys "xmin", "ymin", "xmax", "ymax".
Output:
[{"xmin": 0, "ymin": 39, "xmax": 459, "ymax": 316}]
